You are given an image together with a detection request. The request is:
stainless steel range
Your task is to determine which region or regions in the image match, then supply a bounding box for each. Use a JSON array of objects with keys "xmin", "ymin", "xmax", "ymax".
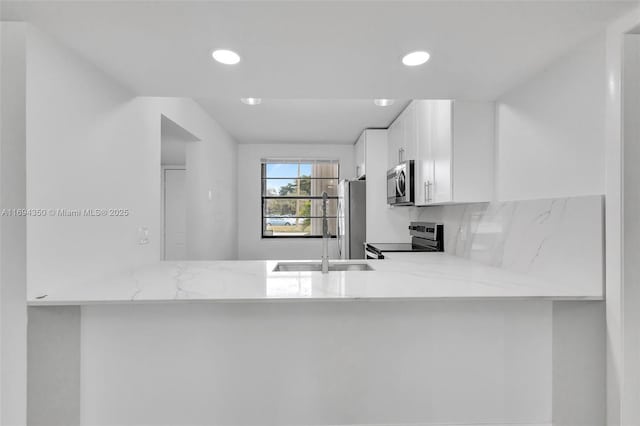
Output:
[{"xmin": 365, "ymin": 222, "xmax": 444, "ymax": 259}]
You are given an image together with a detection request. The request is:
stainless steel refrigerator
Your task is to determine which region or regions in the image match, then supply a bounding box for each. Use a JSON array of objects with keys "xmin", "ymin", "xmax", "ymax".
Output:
[{"xmin": 337, "ymin": 180, "xmax": 366, "ymax": 259}]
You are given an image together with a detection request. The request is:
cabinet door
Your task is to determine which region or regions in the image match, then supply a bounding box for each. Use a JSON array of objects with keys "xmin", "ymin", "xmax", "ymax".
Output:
[
  {"xmin": 354, "ymin": 131, "xmax": 365, "ymax": 178},
  {"xmin": 387, "ymin": 117, "xmax": 403, "ymax": 168},
  {"xmin": 403, "ymin": 101, "xmax": 417, "ymax": 162},
  {"xmin": 413, "ymin": 101, "xmax": 431, "ymax": 205},
  {"xmin": 396, "ymin": 110, "xmax": 407, "ymax": 163},
  {"xmin": 431, "ymin": 100, "xmax": 453, "ymax": 203}
]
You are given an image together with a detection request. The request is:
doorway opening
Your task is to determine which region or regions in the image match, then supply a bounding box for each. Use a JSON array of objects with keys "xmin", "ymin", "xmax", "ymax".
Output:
[{"xmin": 160, "ymin": 115, "xmax": 199, "ymax": 260}]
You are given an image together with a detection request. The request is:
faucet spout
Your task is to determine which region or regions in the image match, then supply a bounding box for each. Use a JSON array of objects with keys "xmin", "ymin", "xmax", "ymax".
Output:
[{"xmin": 321, "ymin": 191, "xmax": 329, "ymax": 274}]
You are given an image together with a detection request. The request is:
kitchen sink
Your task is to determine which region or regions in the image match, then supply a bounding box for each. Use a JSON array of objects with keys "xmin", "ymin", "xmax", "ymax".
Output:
[{"xmin": 272, "ymin": 261, "xmax": 374, "ymax": 272}]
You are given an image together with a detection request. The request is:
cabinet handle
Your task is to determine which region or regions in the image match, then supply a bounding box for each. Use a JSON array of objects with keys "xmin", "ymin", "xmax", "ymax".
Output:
[
  {"xmin": 356, "ymin": 165, "xmax": 360, "ymax": 177},
  {"xmin": 426, "ymin": 181, "xmax": 433, "ymax": 202},
  {"xmin": 424, "ymin": 181, "xmax": 427, "ymax": 202}
]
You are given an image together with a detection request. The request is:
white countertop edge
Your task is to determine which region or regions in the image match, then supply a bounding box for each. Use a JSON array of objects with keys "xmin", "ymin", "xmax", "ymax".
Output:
[
  {"xmin": 27, "ymin": 295, "xmax": 604, "ymax": 306},
  {"xmin": 27, "ymin": 254, "xmax": 604, "ymax": 305}
]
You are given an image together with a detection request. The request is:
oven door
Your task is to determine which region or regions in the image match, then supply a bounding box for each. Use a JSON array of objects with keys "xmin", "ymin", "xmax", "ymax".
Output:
[
  {"xmin": 364, "ymin": 244, "xmax": 385, "ymax": 259},
  {"xmin": 396, "ymin": 166, "xmax": 408, "ymax": 202}
]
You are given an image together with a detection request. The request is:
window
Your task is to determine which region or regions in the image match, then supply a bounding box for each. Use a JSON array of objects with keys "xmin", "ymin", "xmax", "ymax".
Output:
[{"xmin": 261, "ymin": 159, "xmax": 339, "ymax": 238}]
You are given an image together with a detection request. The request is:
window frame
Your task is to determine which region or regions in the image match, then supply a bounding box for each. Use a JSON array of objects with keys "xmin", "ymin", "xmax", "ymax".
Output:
[{"xmin": 260, "ymin": 160, "xmax": 340, "ymax": 239}]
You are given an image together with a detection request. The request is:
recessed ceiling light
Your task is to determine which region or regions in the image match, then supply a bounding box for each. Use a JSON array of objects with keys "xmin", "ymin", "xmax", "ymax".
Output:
[
  {"xmin": 212, "ymin": 49, "xmax": 241, "ymax": 65},
  {"xmin": 374, "ymin": 99, "xmax": 394, "ymax": 107},
  {"xmin": 241, "ymin": 97, "xmax": 262, "ymax": 105},
  {"xmin": 402, "ymin": 51, "xmax": 430, "ymax": 67}
]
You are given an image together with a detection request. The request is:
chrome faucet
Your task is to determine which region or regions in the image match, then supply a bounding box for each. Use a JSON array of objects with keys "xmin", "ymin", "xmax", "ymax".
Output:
[{"xmin": 321, "ymin": 191, "xmax": 329, "ymax": 274}]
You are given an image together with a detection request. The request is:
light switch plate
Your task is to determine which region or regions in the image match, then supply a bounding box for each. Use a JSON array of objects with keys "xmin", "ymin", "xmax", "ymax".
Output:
[{"xmin": 138, "ymin": 227, "xmax": 150, "ymax": 245}]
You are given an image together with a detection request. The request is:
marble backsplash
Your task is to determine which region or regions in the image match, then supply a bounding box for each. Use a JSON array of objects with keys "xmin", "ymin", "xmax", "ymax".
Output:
[{"xmin": 408, "ymin": 195, "xmax": 604, "ymax": 290}]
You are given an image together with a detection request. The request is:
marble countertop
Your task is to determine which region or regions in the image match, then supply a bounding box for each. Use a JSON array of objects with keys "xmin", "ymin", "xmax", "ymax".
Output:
[{"xmin": 27, "ymin": 253, "xmax": 603, "ymax": 305}]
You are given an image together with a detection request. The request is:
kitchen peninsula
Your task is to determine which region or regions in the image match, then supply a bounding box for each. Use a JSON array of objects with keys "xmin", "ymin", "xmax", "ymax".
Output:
[{"xmin": 29, "ymin": 256, "xmax": 604, "ymax": 426}]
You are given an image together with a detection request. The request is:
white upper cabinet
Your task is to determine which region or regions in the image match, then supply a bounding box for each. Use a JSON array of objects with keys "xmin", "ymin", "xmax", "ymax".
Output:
[
  {"xmin": 387, "ymin": 114, "xmax": 404, "ymax": 168},
  {"xmin": 386, "ymin": 99, "xmax": 494, "ymax": 206},
  {"xmin": 354, "ymin": 130, "xmax": 366, "ymax": 179},
  {"xmin": 414, "ymin": 100, "xmax": 453, "ymax": 205},
  {"xmin": 387, "ymin": 102, "xmax": 416, "ymax": 169},
  {"xmin": 402, "ymin": 101, "xmax": 417, "ymax": 163},
  {"xmin": 413, "ymin": 100, "xmax": 494, "ymax": 205}
]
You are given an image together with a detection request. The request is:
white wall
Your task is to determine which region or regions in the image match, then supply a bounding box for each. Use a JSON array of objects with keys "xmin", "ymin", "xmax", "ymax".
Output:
[
  {"xmin": 237, "ymin": 143, "xmax": 354, "ymax": 260},
  {"xmin": 496, "ymin": 35, "xmax": 606, "ymax": 201},
  {"xmin": 621, "ymin": 32, "xmax": 640, "ymax": 426},
  {"xmin": 604, "ymin": 12, "xmax": 640, "ymax": 425},
  {"xmin": 26, "ymin": 27, "xmax": 155, "ymax": 295},
  {"xmin": 0, "ymin": 21, "xmax": 27, "ymax": 426},
  {"xmin": 142, "ymin": 97, "xmax": 238, "ymax": 261},
  {"xmin": 26, "ymin": 28, "xmax": 238, "ymax": 296},
  {"xmin": 490, "ymin": 14, "xmax": 640, "ymax": 424}
]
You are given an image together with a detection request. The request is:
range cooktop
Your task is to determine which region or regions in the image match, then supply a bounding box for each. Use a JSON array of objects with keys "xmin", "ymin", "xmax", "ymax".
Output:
[
  {"xmin": 365, "ymin": 243, "xmax": 436, "ymax": 252},
  {"xmin": 365, "ymin": 222, "xmax": 444, "ymax": 259}
]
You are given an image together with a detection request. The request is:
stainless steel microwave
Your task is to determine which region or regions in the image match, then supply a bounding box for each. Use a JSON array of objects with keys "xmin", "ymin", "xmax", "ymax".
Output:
[{"xmin": 387, "ymin": 160, "xmax": 414, "ymax": 205}]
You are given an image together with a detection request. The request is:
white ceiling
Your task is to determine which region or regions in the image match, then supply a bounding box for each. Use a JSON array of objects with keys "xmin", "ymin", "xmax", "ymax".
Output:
[
  {"xmin": 196, "ymin": 98, "xmax": 408, "ymax": 144},
  {"xmin": 1, "ymin": 0, "xmax": 637, "ymax": 144}
]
